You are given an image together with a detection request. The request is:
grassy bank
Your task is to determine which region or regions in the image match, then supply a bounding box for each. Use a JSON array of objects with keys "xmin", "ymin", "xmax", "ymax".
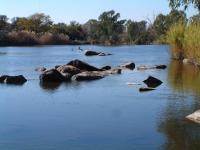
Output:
[{"xmin": 167, "ymin": 22, "xmax": 200, "ymax": 65}]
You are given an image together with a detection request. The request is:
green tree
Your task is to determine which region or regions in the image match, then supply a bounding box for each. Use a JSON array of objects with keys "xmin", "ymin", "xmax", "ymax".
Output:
[
  {"xmin": 98, "ymin": 10, "xmax": 126, "ymax": 44},
  {"xmin": 169, "ymin": 0, "xmax": 200, "ymax": 11},
  {"xmin": 0, "ymin": 15, "xmax": 9, "ymax": 30},
  {"xmin": 126, "ymin": 20, "xmax": 147, "ymax": 43}
]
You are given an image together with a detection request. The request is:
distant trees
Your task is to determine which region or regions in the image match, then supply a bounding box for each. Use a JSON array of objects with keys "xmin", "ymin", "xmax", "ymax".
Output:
[{"xmin": 0, "ymin": 9, "xmax": 194, "ymax": 46}]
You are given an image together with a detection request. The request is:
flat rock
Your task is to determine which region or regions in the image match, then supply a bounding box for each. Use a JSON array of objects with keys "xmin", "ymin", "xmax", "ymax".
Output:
[
  {"xmin": 186, "ymin": 110, "xmax": 200, "ymax": 124},
  {"xmin": 139, "ymin": 87, "xmax": 156, "ymax": 92},
  {"xmin": 57, "ymin": 65, "xmax": 81, "ymax": 76},
  {"xmin": 84, "ymin": 50, "xmax": 100, "ymax": 56},
  {"xmin": 72, "ymin": 72, "xmax": 104, "ymax": 81}
]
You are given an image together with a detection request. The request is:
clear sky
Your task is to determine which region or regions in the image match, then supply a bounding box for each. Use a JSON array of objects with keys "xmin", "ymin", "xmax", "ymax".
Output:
[{"xmin": 0, "ymin": 0, "xmax": 197, "ymax": 23}]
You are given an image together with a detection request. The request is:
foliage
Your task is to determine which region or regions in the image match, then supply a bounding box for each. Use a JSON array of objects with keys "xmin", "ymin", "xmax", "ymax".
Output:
[{"xmin": 169, "ymin": 0, "xmax": 200, "ymax": 11}]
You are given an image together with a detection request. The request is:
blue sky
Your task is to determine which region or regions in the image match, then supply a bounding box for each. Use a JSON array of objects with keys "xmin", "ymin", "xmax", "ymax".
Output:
[{"xmin": 0, "ymin": 0, "xmax": 198, "ymax": 23}]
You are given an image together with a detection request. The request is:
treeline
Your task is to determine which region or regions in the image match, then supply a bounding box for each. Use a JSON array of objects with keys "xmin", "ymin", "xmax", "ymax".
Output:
[{"xmin": 0, "ymin": 9, "xmax": 195, "ymax": 46}]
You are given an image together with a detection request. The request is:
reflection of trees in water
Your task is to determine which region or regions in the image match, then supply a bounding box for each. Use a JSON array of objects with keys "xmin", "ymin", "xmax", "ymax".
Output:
[
  {"xmin": 158, "ymin": 60, "xmax": 200, "ymax": 150},
  {"xmin": 168, "ymin": 60, "xmax": 200, "ymax": 94}
]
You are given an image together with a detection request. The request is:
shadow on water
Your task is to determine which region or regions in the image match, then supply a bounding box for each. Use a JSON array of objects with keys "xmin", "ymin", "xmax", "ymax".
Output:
[{"xmin": 158, "ymin": 60, "xmax": 200, "ymax": 150}]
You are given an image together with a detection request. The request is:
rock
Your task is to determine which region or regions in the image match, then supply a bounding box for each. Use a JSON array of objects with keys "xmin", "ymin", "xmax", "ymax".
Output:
[
  {"xmin": 55, "ymin": 65, "xmax": 61, "ymax": 69},
  {"xmin": 101, "ymin": 66, "xmax": 111, "ymax": 70},
  {"xmin": 4, "ymin": 75, "xmax": 27, "ymax": 84},
  {"xmin": 35, "ymin": 67, "xmax": 47, "ymax": 72},
  {"xmin": 72, "ymin": 72, "xmax": 104, "ymax": 81},
  {"xmin": 120, "ymin": 62, "xmax": 135, "ymax": 70},
  {"xmin": 137, "ymin": 65, "xmax": 167, "ymax": 70},
  {"xmin": 57, "ymin": 65, "xmax": 81, "ymax": 76},
  {"xmin": 186, "ymin": 110, "xmax": 200, "ymax": 124},
  {"xmin": 107, "ymin": 68, "xmax": 122, "ymax": 74},
  {"xmin": 183, "ymin": 58, "xmax": 190, "ymax": 64},
  {"xmin": 0, "ymin": 75, "xmax": 9, "ymax": 83},
  {"xmin": 143, "ymin": 76, "xmax": 163, "ymax": 88},
  {"xmin": 155, "ymin": 65, "xmax": 167, "ymax": 69},
  {"xmin": 139, "ymin": 87, "xmax": 156, "ymax": 92},
  {"xmin": 98, "ymin": 52, "xmax": 112, "ymax": 56},
  {"xmin": 67, "ymin": 59, "xmax": 101, "ymax": 71},
  {"xmin": 84, "ymin": 50, "xmax": 100, "ymax": 56},
  {"xmin": 40, "ymin": 69, "xmax": 66, "ymax": 82}
]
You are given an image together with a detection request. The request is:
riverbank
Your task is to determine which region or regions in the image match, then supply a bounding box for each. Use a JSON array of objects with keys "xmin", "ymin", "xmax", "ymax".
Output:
[{"xmin": 167, "ymin": 22, "xmax": 200, "ymax": 66}]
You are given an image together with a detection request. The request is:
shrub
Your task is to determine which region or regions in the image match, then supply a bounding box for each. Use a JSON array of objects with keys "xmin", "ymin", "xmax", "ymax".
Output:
[
  {"xmin": 7, "ymin": 31, "xmax": 39, "ymax": 45},
  {"xmin": 39, "ymin": 33, "xmax": 69, "ymax": 45},
  {"xmin": 167, "ymin": 22, "xmax": 185, "ymax": 59}
]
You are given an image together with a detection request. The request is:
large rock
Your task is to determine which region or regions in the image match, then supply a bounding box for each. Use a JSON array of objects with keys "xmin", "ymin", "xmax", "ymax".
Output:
[
  {"xmin": 0, "ymin": 75, "xmax": 27, "ymax": 85},
  {"xmin": 84, "ymin": 50, "xmax": 100, "ymax": 56},
  {"xmin": 57, "ymin": 65, "xmax": 81, "ymax": 76},
  {"xmin": 67, "ymin": 59, "xmax": 101, "ymax": 71},
  {"xmin": 72, "ymin": 72, "xmax": 104, "ymax": 81},
  {"xmin": 186, "ymin": 110, "xmax": 200, "ymax": 124},
  {"xmin": 40, "ymin": 69, "xmax": 66, "ymax": 82},
  {"xmin": 120, "ymin": 62, "xmax": 135, "ymax": 70},
  {"xmin": 143, "ymin": 76, "xmax": 163, "ymax": 88}
]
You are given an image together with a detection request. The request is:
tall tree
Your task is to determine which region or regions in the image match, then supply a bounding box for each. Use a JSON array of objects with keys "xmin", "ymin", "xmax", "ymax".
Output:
[{"xmin": 169, "ymin": 0, "xmax": 200, "ymax": 11}]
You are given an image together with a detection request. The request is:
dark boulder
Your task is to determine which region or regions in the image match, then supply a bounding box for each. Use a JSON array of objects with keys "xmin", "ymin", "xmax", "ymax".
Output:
[
  {"xmin": 120, "ymin": 62, "xmax": 135, "ymax": 70},
  {"xmin": 143, "ymin": 76, "xmax": 163, "ymax": 88},
  {"xmin": 67, "ymin": 59, "xmax": 101, "ymax": 71},
  {"xmin": 101, "ymin": 66, "xmax": 111, "ymax": 70},
  {"xmin": 84, "ymin": 50, "xmax": 100, "ymax": 56},
  {"xmin": 4, "ymin": 75, "xmax": 27, "ymax": 85},
  {"xmin": 40, "ymin": 69, "xmax": 66, "ymax": 82},
  {"xmin": 72, "ymin": 72, "xmax": 104, "ymax": 81}
]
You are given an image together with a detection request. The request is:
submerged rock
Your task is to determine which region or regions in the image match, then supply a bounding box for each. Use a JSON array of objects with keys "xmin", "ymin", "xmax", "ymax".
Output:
[
  {"xmin": 40, "ymin": 69, "xmax": 66, "ymax": 82},
  {"xmin": 186, "ymin": 110, "xmax": 200, "ymax": 124},
  {"xmin": 67, "ymin": 59, "xmax": 101, "ymax": 71},
  {"xmin": 0, "ymin": 75, "xmax": 27, "ymax": 85},
  {"xmin": 72, "ymin": 72, "xmax": 104, "ymax": 81},
  {"xmin": 143, "ymin": 76, "xmax": 163, "ymax": 88},
  {"xmin": 139, "ymin": 87, "xmax": 156, "ymax": 92},
  {"xmin": 84, "ymin": 50, "xmax": 112, "ymax": 56},
  {"xmin": 137, "ymin": 65, "xmax": 167, "ymax": 70},
  {"xmin": 120, "ymin": 62, "xmax": 135, "ymax": 70}
]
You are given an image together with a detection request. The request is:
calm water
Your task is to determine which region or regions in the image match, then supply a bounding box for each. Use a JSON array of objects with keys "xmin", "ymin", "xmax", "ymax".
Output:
[{"xmin": 0, "ymin": 45, "xmax": 200, "ymax": 150}]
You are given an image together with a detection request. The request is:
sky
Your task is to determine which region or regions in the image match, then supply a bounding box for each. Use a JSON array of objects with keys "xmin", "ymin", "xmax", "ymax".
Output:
[{"xmin": 0, "ymin": 0, "xmax": 198, "ymax": 23}]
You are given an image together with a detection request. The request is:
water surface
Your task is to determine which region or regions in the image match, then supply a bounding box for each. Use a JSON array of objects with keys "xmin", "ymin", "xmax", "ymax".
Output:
[{"xmin": 0, "ymin": 45, "xmax": 200, "ymax": 150}]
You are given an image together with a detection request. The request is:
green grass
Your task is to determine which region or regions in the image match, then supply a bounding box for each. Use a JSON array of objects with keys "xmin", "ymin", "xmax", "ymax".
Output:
[{"xmin": 167, "ymin": 22, "xmax": 200, "ymax": 64}]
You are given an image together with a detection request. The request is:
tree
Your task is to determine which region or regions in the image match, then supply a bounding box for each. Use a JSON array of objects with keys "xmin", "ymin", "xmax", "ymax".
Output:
[
  {"xmin": 66, "ymin": 21, "xmax": 86, "ymax": 41},
  {"xmin": 0, "ymin": 15, "xmax": 9, "ymax": 30},
  {"xmin": 98, "ymin": 10, "xmax": 126, "ymax": 43},
  {"xmin": 28, "ymin": 13, "xmax": 53, "ymax": 33},
  {"xmin": 126, "ymin": 20, "xmax": 147, "ymax": 43},
  {"xmin": 169, "ymin": 0, "xmax": 200, "ymax": 11}
]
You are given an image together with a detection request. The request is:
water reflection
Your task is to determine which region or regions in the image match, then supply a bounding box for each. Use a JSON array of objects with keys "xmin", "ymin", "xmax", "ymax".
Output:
[
  {"xmin": 168, "ymin": 60, "xmax": 200, "ymax": 94},
  {"xmin": 39, "ymin": 81, "xmax": 62, "ymax": 92},
  {"xmin": 158, "ymin": 60, "xmax": 200, "ymax": 150}
]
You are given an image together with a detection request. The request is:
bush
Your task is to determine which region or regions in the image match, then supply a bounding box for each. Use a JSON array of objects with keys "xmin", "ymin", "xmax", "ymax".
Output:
[
  {"xmin": 7, "ymin": 31, "xmax": 39, "ymax": 45},
  {"xmin": 39, "ymin": 33, "xmax": 69, "ymax": 45}
]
